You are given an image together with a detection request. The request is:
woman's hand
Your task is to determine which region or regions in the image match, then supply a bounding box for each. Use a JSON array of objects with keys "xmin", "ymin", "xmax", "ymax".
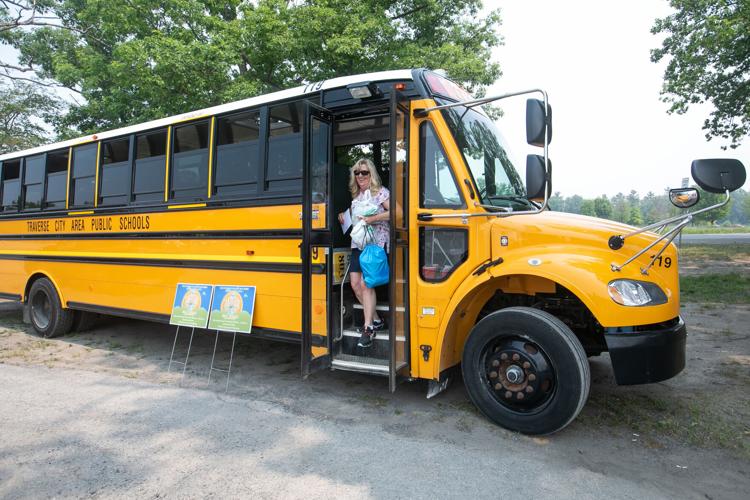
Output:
[{"xmin": 338, "ymin": 212, "xmax": 345, "ymax": 224}]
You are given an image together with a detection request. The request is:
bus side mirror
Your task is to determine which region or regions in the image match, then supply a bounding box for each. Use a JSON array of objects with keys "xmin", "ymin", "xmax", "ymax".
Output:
[
  {"xmin": 691, "ymin": 158, "xmax": 746, "ymax": 193},
  {"xmin": 669, "ymin": 188, "xmax": 700, "ymax": 208},
  {"xmin": 526, "ymin": 154, "xmax": 547, "ymax": 201},
  {"xmin": 526, "ymin": 98, "xmax": 552, "ymax": 147}
]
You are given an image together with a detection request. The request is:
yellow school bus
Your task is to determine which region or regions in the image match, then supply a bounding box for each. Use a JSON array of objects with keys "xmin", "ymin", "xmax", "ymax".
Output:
[{"xmin": 0, "ymin": 69, "xmax": 745, "ymax": 434}]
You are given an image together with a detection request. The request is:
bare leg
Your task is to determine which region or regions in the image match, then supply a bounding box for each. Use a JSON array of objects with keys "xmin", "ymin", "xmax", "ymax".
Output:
[
  {"xmin": 362, "ymin": 285, "xmax": 378, "ymax": 327},
  {"xmin": 351, "ymin": 272, "xmax": 381, "ymax": 327}
]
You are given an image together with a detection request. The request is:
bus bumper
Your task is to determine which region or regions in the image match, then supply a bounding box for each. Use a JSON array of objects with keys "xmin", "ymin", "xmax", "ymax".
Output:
[{"xmin": 604, "ymin": 317, "xmax": 686, "ymax": 385}]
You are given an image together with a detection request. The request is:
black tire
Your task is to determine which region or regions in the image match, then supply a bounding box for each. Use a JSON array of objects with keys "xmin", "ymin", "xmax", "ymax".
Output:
[
  {"xmin": 27, "ymin": 278, "xmax": 74, "ymax": 338},
  {"xmin": 71, "ymin": 310, "xmax": 99, "ymax": 332},
  {"xmin": 461, "ymin": 306, "xmax": 590, "ymax": 435}
]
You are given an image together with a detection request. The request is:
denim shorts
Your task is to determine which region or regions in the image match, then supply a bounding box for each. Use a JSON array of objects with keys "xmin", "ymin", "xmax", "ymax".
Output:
[{"xmin": 349, "ymin": 248, "xmax": 362, "ymax": 273}]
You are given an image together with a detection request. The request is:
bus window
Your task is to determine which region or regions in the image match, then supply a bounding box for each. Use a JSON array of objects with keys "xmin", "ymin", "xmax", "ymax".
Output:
[
  {"xmin": 1, "ymin": 159, "xmax": 21, "ymax": 212},
  {"xmin": 215, "ymin": 111, "xmax": 260, "ymax": 199},
  {"xmin": 419, "ymin": 122, "xmax": 463, "ymax": 208},
  {"xmin": 45, "ymin": 150, "xmax": 69, "ymax": 210},
  {"xmin": 70, "ymin": 144, "xmax": 98, "ymax": 207},
  {"xmin": 23, "ymin": 154, "xmax": 45, "ymax": 211},
  {"xmin": 134, "ymin": 130, "xmax": 167, "ymax": 203},
  {"xmin": 266, "ymin": 101, "xmax": 303, "ymax": 194},
  {"xmin": 100, "ymin": 137, "xmax": 131, "ymax": 206},
  {"xmin": 170, "ymin": 121, "xmax": 209, "ymax": 201},
  {"xmin": 419, "ymin": 227, "xmax": 468, "ymax": 282}
]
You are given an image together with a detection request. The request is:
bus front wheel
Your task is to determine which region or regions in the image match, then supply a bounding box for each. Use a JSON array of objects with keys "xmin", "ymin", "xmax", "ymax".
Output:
[
  {"xmin": 28, "ymin": 278, "xmax": 74, "ymax": 338},
  {"xmin": 462, "ymin": 307, "xmax": 590, "ymax": 435}
]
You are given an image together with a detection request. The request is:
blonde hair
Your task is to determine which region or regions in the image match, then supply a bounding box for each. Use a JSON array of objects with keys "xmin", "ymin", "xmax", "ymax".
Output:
[{"xmin": 348, "ymin": 158, "xmax": 382, "ymax": 198}]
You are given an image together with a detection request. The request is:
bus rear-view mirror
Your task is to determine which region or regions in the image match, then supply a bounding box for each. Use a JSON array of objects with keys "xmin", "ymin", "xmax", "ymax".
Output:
[
  {"xmin": 669, "ymin": 188, "xmax": 700, "ymax": 208},
  {"xmin": 526, "ymin": 154, "xmax": 547, "ymax": 201},
  {"xmin": 526, "ymin": 98, "xmax": 552, "ymax": 147},
  {"xmin": 691, "ymin": 158, "xmax": 746, "ymax": 193}
]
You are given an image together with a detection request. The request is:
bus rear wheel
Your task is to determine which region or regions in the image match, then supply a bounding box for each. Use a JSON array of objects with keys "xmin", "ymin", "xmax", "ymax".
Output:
[
  {"xmin": 28, "ymin": 278, "xmax": 74, "ymax": 338},
  {"xmin": 462, "ymin": 307, "xmax": 590, "ymax": 435}
]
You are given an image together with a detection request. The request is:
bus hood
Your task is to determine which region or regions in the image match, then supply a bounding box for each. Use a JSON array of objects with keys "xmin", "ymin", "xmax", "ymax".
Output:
[{"xmin": 489, "ymin": 210, "xmax": 657, "ymax": 253}]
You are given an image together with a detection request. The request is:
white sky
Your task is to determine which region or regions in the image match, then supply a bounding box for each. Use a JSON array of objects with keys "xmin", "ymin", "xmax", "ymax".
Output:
[{"xmin": 487, "ymin": 0, "xmax": 749, "ymax": 198}]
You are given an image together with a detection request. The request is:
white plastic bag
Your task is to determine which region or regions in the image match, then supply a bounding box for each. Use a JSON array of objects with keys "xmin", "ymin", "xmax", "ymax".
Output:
[
  {"xmin": 350, "ymin": 220, "xmax": 373, "ymax": 250},
  {"xmin": 351, "ymin": 190, "xmax": 378, "ymax": 220}
]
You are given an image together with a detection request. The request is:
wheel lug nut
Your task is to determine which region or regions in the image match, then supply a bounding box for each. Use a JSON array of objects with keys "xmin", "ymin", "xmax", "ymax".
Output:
[
  {"xmin": 516, "ymin": 392, "xmax": 525, "ymax": 400},
  {"xmin": 512, "ymin": 353, "xmax": 520, "ymax": 361},
  {"xmin": 500, "ymin": 353, "xmax": 508, "ymax": 361},
  {"xmin": 525, "ymin": 386, "xmax": 534, "ymax": 393},
  {"xmin": 489, "ymin": 371, "xmax": 498, "ymax": 379},
  {"xmin": 528, "ymin": 374, "xmax": 536, "ymax": 382},
  {"xmin": 504, "ymin": 391, "xmax": 512, "ymax": 399},
  {"xmin": 522, "ymin": 361, "xmax": 530, "ymax": 369},
  {"xmin": 494, "ymin": 383, "xmax": 502, "ymax": 391},
  {"xmin": 492, "ymin": 359, "xmax": 500, "ymax": 367}
]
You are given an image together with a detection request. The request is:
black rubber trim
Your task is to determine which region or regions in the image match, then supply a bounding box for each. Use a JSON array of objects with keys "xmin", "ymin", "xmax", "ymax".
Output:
[
  {"xmin": 0, "ymin": 292, "xmax": 21, "ymax": 301},
  {"xmin": 67, "ymin": 301, "xmax": 326, "ymax": 346},
  {"xmin": 0, "ymin": 229, "xmax": 302, "ymax": 240},
  {"xmin": 0, "ymin": 254, "xmax": 324, "ymax": 274},
  {"xmin": 604, "ymin": 316, "xmax": 686, "ymax": 385}
]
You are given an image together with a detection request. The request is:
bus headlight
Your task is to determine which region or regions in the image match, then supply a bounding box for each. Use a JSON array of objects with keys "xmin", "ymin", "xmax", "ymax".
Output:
[{"xmin": 608, "ymin": 280, "xmax": 667, "ymax": 306}]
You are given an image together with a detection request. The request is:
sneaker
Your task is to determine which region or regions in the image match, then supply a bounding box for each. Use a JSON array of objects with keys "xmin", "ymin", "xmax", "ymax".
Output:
[
  {"xmin": 372, "ymin": 317, "xmax": 386, "ymax": 331},
  {"xmin": 358, "ymin": 326, "xmax": 375, "ymax": 348}
]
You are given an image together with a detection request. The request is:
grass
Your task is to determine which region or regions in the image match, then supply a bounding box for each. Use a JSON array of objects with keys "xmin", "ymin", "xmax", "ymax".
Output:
[
  {"xmin": 680, "ymin": 274, "xmax": 750, "ymax": 304},
  {"xmin": 678, "ymin": 244, "xmax": 750, "ymax": 262},
  {"xmin": 682, "ymin": 226, "xmax": 750, "ymax": 234},
  {"xmin": 580, "ymin": 391, "xmax": 750, "ymax": 459}
]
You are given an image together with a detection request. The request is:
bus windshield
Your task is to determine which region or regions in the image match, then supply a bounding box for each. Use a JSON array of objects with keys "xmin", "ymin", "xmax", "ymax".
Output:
[{"xmin": 440, "ymin": 104, "xmax": 530, "ymax": 210}]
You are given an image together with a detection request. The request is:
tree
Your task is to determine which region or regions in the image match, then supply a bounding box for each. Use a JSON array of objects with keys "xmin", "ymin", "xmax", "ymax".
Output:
[
  {"xmin": 548, "ymin": 191, "xmax": 564, "ymax": 211},
  {"xmin": 651, "ymin": 1, "xmax": 750, "ymax": 148},
  {"xmin": 1, "ymin": 0, "xmax": 503, "ymax": 135},
  {"xmin": 594, "ymin": 195, "xmax": 613, "ymax": 220},
  {"xmin": 565, "ymin": 194, "xmax": 583, "ymax": 214},
  {"xmin": 0, "ymin": 81, "xmax": 61, "ymax": 153},
  {"xmin": 690, "ymin": 187, "xmax": 732, "ymax": 224},
  {"xmin": 580, "ymin": 199, "xmax": 596, "ymax": 217},
  {"xmin": 610, "ymin": 192, "xmax": 629, "ymax": 223}
]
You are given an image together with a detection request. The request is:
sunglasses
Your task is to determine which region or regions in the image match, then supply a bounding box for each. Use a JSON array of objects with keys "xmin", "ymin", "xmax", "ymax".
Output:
[{"xmin": 354, "ymin": 170, "xmax": 370, "ymax": 177}]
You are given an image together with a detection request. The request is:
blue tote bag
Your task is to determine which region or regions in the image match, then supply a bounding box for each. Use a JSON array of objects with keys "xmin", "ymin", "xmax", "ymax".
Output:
[{"xmin": 360, "ymin": 227, "xmax": 389, "ymax": 288}]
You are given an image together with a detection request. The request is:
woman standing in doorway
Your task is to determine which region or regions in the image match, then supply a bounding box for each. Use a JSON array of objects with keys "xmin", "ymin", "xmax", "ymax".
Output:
[{"xmin": 338, "ymin": 158, "xmax": 390, "ymax": 347}]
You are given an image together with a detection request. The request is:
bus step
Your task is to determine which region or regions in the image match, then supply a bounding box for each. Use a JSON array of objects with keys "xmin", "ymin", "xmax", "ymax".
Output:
[
  {"xmin": 352, "ymin": 303, "xmax": 405, "ymax": 313},
  {"xmin": 340, "ymin": 328, "xmax": 390, "ymax": 360},
  {"xmin": 341, "ymin": 328, "xmax": 406, "ymax": 342},
  {"xmin": 331, "ymin": 354, "xmax": 389, "ymax": 376}
]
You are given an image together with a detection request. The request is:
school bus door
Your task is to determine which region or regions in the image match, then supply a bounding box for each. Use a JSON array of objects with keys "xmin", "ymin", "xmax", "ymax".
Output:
[{"xmin": 301, "ymin": 102, "xmax": 334, "ymax": 377}]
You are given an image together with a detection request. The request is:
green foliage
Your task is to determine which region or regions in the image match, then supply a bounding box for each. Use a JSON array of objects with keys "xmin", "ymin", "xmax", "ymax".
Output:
[
  {"xmin": 690, "ymin": 187, "xmax": 732, "ymax": 223},
  {"xmin": 1, "ymin": 0, "xmax": 502, "ymax": 135},
  {"xmin": 593, "ymin": 195, "xmax": 612, "ymax": 219},
  {"xmin": 651, "ymin": 0, "xmax": 750, "ymax": 148},
  {"xmin": 0, "ymin": 82, "xmax": 61, "ymax": 154}
]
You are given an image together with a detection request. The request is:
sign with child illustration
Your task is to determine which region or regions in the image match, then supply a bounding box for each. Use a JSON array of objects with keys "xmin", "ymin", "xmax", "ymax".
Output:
[{"xmin": 169, "ymin": 283, "xmax": 256, "ymax": 333}]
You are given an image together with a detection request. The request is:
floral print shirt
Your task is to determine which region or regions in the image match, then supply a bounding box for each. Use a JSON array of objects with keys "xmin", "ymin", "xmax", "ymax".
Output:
[{"xmin": 351, "ymin": 187, "xmax": 390, "ymax": 250}]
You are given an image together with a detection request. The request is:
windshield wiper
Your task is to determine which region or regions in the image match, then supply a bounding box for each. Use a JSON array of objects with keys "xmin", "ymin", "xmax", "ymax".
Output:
[{"xmin": 487, "ymin": 195, "xmax": 535, "ymax": 208}]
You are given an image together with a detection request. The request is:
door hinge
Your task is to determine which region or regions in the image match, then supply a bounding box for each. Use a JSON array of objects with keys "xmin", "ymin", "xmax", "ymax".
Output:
[{"xmin": 420, "ymin": 344, "xmax": 432, "ymax": 362}]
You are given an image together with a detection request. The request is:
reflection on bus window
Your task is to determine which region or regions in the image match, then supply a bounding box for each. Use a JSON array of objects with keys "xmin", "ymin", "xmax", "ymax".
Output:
[
  {"xmin": 419, "ymin": 227, "xmax": 468, "ymax": 282},
  {"xmin": 215, "ymin": 111, "xmax": 260, "ymax": 199},
  {"xmin": 134, "ymin": 130, "xmax": 167, "ymax": 203},
  {"xmin": 1, "ymin": 160, "xmax": 21, "ymax": 212},
  {"xmin": 171, "ymin": 121, "xmax": 209, "ymax": 201},
  {"xmin": 100, "ymin": 138, "xmax": 131, "ymax": 206},
  {"xmin": 267, "ymin": 101, "xmax": 303, "ymax": 193},
  {"xmin": 70, "ymin": 144, "xmax": 97, "ymax": 207},
  {"xmin": 45, "ymin": 150, "xmax": 69, "ymax": 209},
  {"xmin": 420, "ymin": 122, "xmax": 462, "ymax": 208},
  {"xmin": 23, "ymin": 154, "xmax": 45, "ymax": 211}
]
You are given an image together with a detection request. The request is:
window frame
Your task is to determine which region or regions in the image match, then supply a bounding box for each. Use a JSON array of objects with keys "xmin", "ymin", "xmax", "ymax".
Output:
[
  {"xmin": 98, "ymin": 135, "xmax": 135, "ymax": 207},
  {"xmin": 69, "ymin": 143, "xmax": 99, "ymax": 209},
  {"xmin": 132, "ymin": 128, "xmax": 169, "ymax": 205},
  {"xmin": 43, "ymin": 148, "xmax": 70, "ymax": 210},
  {"xmin": 213, "ymin": 108, "xmax": 263, "ymax": 201},
  {"xmin": 168, "ymin": 119, "xmax": 211, "ymax": 202},
  {"xmin": 22, "ymin": 153, "xmax": 46, "ymax": 212}
]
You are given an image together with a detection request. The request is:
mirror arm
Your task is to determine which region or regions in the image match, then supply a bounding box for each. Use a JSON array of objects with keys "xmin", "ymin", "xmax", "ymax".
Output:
[
  {"xmin": 612, "ymin": 189, "xmax": 730, "ymax": 243},
  {"xmin": 611, "ymin": 217, "xmax": 691, "ymax": 273}
]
